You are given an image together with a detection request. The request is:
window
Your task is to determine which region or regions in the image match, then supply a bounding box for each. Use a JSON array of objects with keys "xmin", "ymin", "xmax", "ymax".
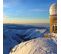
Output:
[{"xmin": 52, "ymin": 24, "xmax": 57, "ymax": 33}]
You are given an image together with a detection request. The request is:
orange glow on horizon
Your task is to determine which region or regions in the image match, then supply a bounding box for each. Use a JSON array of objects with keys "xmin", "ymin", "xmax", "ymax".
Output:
[{"xmin": 3, "ymin": 19, "xmax": 49, "ymax": 24}]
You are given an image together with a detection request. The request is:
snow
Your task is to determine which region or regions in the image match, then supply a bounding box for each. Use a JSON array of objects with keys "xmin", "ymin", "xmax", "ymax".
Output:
[
  {"xmin": 3, "ymin": 24, "xmax": 57, "ymax": 54},
  {"xmin": 10, "ymin": 38, "xmax": 57, "ymax": 54}
]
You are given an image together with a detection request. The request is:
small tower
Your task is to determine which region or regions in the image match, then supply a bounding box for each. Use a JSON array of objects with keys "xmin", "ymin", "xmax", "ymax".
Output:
[{"xmin": 49, "ymin": 3, "xmax": 57, "ymax": 33}]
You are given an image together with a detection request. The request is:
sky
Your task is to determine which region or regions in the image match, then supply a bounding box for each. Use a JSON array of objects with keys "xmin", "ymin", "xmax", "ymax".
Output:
[{"xmin": 3, "ymin": 0, "xmax": 57, "ymax": 24}]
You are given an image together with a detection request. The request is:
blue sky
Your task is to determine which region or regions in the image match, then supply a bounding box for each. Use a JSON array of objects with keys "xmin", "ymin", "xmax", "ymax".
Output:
[{"xmin": 3, "ymin": 0, "xmax": 56, "ymax": 24}]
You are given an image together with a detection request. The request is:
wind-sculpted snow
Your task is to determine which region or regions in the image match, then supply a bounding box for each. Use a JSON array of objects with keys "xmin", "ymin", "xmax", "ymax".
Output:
[
  {"xmin": 10, "ymin": 38, "xmax": 57, "ymax": 54},
  {"xmin": 3, "ymin": 24, "xmax": 51, "ymax": 54}
]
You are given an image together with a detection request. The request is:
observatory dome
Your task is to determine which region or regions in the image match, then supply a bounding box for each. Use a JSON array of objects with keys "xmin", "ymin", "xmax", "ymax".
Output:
[{"xmin": 49, "ymin": 3, "xmax": 57, "ymax": 15}]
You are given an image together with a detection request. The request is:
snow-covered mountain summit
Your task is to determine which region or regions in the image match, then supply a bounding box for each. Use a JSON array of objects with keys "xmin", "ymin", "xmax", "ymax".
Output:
[{"xmin": 10, "ymin": 38, "xmax": 57, "ymax": 54}]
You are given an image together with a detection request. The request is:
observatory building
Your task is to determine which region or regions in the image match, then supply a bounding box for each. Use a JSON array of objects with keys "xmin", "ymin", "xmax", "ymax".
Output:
[{"xmin": 49, "ymin": 3, "xmax": 57, "ymax": 33}]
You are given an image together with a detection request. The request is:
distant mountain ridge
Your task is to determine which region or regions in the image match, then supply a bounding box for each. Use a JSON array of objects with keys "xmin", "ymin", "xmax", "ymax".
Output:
[
  {"xmin": 3, "ymin": 24, "xmax": 49, "ymax": 54},
  {"xmin": 3, "ymin": 24, "xmax": 49, "ymax": 29}
]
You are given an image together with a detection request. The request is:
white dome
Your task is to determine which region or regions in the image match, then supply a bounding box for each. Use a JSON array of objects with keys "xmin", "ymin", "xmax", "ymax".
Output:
[{"xmin": 49, "ymin": 3, "xmax": 57, "ymax": 15}]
